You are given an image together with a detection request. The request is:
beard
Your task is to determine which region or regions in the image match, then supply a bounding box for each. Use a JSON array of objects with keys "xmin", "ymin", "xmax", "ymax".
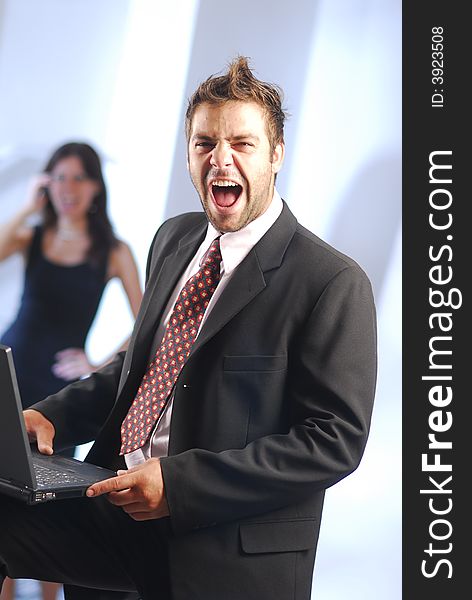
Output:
[{"xmin": 191, "ymin": 167, "xmax": 275, "ymax": 233}]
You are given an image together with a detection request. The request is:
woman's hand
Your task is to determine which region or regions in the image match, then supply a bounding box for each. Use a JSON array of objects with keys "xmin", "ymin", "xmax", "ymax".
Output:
[
  {"xmin": 52, "ymin": 348, "xmax": 96, "ymax": 381},
  {"xmin": 24, "ymin": 173, "xmax": 51, "ymax": 216},
  {"xmin": 0, "ymin": 173, "xmax": 51, "ymax": 261}
]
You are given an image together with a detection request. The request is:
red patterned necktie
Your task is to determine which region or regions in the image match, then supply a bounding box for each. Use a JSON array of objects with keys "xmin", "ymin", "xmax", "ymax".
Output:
[{"xmin": 120, "ymin": 237, "xmax": 222, "ymax": 455}]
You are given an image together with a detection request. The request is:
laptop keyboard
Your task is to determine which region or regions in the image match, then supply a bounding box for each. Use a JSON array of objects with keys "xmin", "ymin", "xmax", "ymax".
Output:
[{"xmin": 34, "ymin": 462, "xmax": 88, "ymax": 487}]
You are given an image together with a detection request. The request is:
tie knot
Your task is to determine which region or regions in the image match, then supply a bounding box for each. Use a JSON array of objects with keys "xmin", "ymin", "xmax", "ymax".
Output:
[{"xmin": 200, "ymin": 237, "xmax": 222, "ymax": 271}]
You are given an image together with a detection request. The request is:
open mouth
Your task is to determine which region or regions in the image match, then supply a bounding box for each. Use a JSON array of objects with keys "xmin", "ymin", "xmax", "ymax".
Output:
[
  {"xmin": 60, "ymin": 197, "xmax": 79, "ymax": 207},
  {"xmin": 210, "ymin": 180, "xmax": 243, "ymax": 208}
]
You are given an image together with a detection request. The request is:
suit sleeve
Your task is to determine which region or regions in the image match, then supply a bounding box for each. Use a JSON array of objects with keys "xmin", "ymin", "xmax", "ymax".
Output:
[
  {"xmin": 160, "ymin": 265, "xmax": 377, "ymax": 534},
  {"xmin": 30, "ymin": 351, "xmax": 126, "ymax": 451}
]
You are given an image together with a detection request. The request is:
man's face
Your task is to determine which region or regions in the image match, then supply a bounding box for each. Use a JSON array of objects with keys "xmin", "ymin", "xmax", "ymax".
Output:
[{"xmin": 187, "ymin": 101, "xmax": 284, "ymax": 233}]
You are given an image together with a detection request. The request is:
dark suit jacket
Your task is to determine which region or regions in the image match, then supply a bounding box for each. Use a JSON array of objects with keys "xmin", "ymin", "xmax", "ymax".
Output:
[{"xmin": 34, "ymin": 202, "xmax": 377, "ymax": 600}]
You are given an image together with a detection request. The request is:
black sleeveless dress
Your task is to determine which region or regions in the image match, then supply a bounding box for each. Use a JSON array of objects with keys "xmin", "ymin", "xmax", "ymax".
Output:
[{"xmin": 1, "ymin": 226, "xmax": 108, "ymax": 409}]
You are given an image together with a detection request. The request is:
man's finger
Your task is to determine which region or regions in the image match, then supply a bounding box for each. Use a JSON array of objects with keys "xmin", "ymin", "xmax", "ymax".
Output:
[
  {"xmin": 37, "ymin": 440, "xmax": 53, "ymax": 455},
  {"xmin": 36, "ymin": 430, "xmax": 54, "ymax": 455},
  {"xmin": 24, "ymin": 409, "xmax": 55, "ymax": 455},
  {"xmin": 127, "ymin": 511, "xmax": 155, "ymax": 522},
  {"xmin": 106, "ymin": 489, "xmax": 135, "ymax": 506},
  {"xmin": 119, "ymin": 501, "xmax": 145, "ymax": 514},
  {"xmin": 86, "ymin": 474, "xmax": 132, "ymax": 497}
]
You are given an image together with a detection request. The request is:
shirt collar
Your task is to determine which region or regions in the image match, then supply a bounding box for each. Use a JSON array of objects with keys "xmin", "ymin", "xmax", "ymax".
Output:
[{"xmin": 203, "ymin": 188, "xmax": 283, "ymax": 275}]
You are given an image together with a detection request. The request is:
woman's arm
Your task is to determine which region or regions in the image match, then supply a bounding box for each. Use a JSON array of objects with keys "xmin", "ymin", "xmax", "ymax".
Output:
[
  {"xmin": 0, "ymin": 174, "xmax": 50, "ymax": 261},
  {"xmin": 107, "ymin": 240, "xmax": 143, "ymax": 318}
]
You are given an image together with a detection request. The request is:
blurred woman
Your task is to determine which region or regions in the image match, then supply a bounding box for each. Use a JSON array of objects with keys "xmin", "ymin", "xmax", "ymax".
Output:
[{"xmin": 0, "ymin": 142, "xmax": 143, "ymax": 600}]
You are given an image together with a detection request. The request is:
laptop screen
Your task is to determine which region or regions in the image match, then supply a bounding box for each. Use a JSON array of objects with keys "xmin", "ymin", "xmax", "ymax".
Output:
[{"xmin": 0, "ymin": 344, "xmax": 36, "ymax": 488}]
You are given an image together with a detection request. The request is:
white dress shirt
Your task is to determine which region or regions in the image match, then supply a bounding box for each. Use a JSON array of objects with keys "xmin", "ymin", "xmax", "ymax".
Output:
[{"xmin": 125, "ymin": 190, "xmax": 283, "ymax": 468}]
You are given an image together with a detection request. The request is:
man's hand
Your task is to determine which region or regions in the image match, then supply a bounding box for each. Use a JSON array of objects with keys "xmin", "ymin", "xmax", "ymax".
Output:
[
  {"xmin": 23, "ymin": 409, "xmax": 55, "ymax": 455},
  {"xmin": 86, "ymin": 458, "xmax": 169, "ymax": 521}
]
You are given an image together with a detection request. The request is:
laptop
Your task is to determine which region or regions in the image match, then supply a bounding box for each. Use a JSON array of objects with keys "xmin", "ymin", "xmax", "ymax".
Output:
[{"xmin": 0, "ymin": 344, "xmax": 116, "ymax": 504}]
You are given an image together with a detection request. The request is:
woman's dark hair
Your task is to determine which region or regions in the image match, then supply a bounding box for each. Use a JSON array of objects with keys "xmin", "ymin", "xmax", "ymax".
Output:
[{"xmin": 42, "ymin": 142, "xmax": 119, "ymax": 266}]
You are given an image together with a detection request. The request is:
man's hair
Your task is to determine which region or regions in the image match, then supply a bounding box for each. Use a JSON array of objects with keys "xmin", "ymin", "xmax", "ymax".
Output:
[{"xmin": 185, "ymin": 56, "xmax": 287, "ymax": 153}]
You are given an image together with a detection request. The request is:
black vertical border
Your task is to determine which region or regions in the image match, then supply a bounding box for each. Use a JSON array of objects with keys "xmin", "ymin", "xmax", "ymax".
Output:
[{"xmin": 403, "ymin": 3, "xmax": 468, "ymax": 598}]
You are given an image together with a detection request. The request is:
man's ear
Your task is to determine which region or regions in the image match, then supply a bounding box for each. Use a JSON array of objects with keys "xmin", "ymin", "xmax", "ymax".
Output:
[{"xmin": 271, "ymin": 143, "xmax": 285, "ymax": 174}]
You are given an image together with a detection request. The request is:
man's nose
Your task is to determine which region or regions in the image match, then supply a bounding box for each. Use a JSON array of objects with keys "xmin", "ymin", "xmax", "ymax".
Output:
[{"xmin": 210, "ymin": 143, "xmax": 233, "ymax": 168}]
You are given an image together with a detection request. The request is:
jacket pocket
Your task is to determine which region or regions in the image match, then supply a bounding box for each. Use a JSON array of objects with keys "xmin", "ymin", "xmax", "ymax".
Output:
[
  {"xmin": 239, "ymin": 519, "xmax": 316, "ymax": 554},
  {"xmin": 224, "ymin": 355, "xmax": 287, "ymax": 372}
]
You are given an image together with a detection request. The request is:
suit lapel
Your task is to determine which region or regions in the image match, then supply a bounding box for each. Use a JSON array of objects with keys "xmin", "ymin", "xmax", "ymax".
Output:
[
  {"xmin": 137, "ymin": 235, "xmax": 204, "ymax": 344},
  {"xmin": 191, "ymin": 250, "xmax": 266, "ymax": 354},
  {"xmin": 118, "ymin": 202, "xmax": 297, "ymax": 398},
  {"xmin": 191, "ymin": 201, "xmax": 298, "ymax": 356},
  {"xmin": 119, "ymin": 220, "xmax": 207, "ymax": 395}
]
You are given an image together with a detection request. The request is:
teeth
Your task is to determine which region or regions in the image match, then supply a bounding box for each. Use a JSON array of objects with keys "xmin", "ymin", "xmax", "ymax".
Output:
[{"xmin": 212, "ymin": 180, "xmax": 239, "ymax": 187}]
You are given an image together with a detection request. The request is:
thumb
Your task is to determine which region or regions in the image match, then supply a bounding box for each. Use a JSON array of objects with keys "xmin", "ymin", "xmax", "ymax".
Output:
[
  {"xmin": 23, "ymin": 409, "xmax": 55, "ymax": 455},
  {"xmin": 36, "ymin": 426, "xmax": 54, "ymax": 455}
]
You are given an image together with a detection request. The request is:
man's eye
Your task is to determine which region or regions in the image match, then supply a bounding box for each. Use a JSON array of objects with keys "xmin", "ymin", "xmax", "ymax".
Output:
[{"xmin": 195, "ymin": 142, "xmax": 213, "ymax": 148}]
